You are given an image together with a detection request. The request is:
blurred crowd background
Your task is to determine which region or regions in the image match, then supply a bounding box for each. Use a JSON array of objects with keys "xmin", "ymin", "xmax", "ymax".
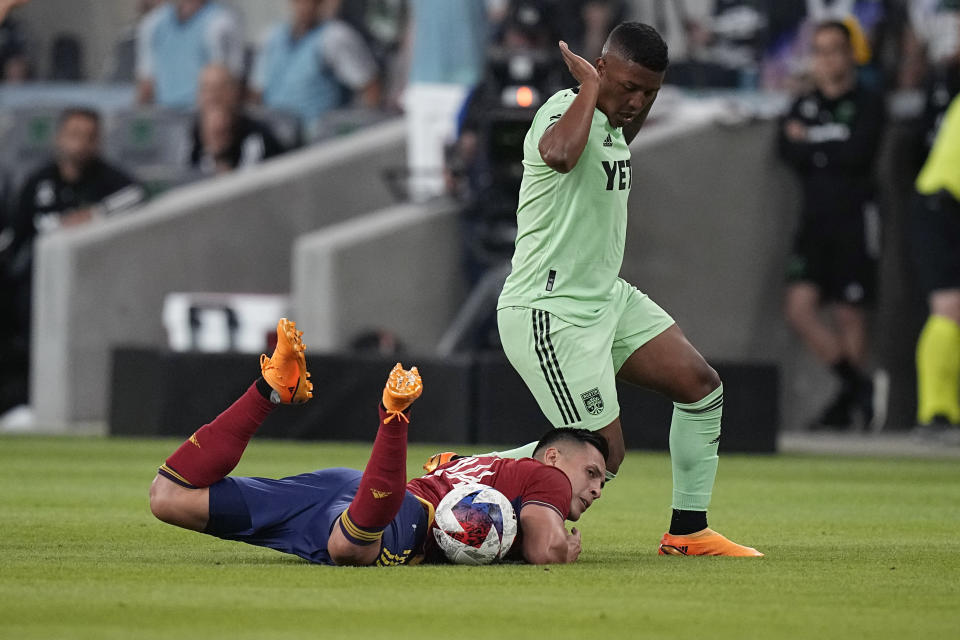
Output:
[{"xmin": 0, "ymin": 0, "xmax": 958, "ymax": 444}]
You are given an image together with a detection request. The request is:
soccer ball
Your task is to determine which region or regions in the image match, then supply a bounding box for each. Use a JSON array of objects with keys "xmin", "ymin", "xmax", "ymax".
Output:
[{"xmin": 433, "ymin": 484, "xmax": 517, "ymax": 565}]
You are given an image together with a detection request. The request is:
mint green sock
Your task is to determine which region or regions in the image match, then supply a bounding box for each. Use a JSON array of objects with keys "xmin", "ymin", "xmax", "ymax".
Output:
[
  {"xmin": 669, "ymin": 384, "xmax": 723, "ymax": 511},
  {"xmin": 483, "ymin": 441, "xmax": 538, "ymax": 459}
]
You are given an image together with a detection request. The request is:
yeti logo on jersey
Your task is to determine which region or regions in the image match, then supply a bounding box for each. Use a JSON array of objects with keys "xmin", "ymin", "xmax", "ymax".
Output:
[
  {"xmin": 581, "ymin": 387, "xmax": 604, "ymax": 415},
  {"xmin": 601, "ymin": 159, "xmax": 632, "ymax": 190}
]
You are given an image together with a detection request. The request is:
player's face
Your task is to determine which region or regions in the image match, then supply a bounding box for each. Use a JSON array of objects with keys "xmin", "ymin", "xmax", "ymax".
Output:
[
  {"xmin": 56, "ymin": 115, "xmax": 99, "ymax": 167},
  {"xmin": 596, "ymin": 53, "xmax": 664, "ymax": 129},
  {"xmin": 547, "ymin": 443, "xmax": 605, "ymax": 521},
  {"xmin": 811, "ymin": 28, "xmax": 854, "ymax": 85}
]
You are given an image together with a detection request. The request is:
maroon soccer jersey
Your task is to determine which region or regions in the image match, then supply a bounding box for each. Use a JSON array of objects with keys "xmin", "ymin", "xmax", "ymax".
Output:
[{"xmin": 406, "ymin": 456, "xmax": 572, "ymax": 521}]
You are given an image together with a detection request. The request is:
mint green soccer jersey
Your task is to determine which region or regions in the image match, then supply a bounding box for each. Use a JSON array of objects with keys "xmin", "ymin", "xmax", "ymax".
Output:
[{"xmin": 497, "ymin": 88, "xmax": 633, "ymax": 326}]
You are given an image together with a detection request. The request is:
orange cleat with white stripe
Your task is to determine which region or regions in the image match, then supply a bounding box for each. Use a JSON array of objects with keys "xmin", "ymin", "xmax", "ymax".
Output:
[
  {"xmin": 422, "ymin": 451, "xmax": 460, "ymax": 474},
  {"xmin": 260, "ymin": 318, "xmax": 312, "ymax": 404},
  {"xmin": 658, "ymin": 529, "xmax": 763, "ymax": 557}
]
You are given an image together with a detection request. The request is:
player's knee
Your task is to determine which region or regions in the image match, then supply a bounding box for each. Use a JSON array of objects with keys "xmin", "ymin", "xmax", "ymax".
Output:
[
  {"xmin": 149, "ymin": 476, "xmax": 181, "ymax": 525},
  {"xmin": 674, "ymin": 363, "xmax": 720, "ymax": 405}
]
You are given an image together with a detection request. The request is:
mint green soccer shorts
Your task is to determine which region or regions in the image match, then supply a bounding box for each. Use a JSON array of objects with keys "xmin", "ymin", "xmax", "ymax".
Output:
[{"xmin": 497, "ymin": 278, "xmax": 675, "ymax": 431}]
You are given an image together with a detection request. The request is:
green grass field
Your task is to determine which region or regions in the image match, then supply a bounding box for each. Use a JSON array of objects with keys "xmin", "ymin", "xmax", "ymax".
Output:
[{"xmin": 2, "ymin": 435, "xmax": 958, "ymax": 640}]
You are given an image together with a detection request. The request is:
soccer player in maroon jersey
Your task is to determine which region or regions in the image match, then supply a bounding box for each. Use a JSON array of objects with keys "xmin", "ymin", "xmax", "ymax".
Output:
[{"xmin": 149, "ymin": 319, "xmax": 606, "ymax": 566}]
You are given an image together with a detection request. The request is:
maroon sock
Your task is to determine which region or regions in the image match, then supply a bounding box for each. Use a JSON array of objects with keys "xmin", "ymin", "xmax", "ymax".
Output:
[
  {"xmin": 338, "ymin": 405, "xmax": 409, "ymax": 545},
  {"xmin": 159, "ymin": 382, "xmax": 275, "ymax": 488}
]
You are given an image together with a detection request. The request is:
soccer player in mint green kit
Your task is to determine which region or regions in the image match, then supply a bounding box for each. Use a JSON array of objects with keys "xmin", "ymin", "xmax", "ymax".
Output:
[{"xmin": 496, "ymin": 23, "xmax": 761, "ymax": 556}]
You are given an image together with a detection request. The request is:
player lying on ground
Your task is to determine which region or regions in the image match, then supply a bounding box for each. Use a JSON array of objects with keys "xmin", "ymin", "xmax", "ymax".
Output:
[{"xmin": 149, "ymin": 319, "xmax": 606, "ymax": 566}]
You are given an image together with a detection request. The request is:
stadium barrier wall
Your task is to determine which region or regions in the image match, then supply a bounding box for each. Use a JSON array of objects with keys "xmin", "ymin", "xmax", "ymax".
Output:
[
  {"xmin": 110, "ymin": 348, "xmax": 777, "ymax": 452},
  {"xmin": 291, "ymin": 199, "xmax": 465, "ymax": 354},
  {"xmin": 31, "ymin": 119, "xmax": 407, "ymax": 429},
  {"xmin": 618, "ymin": 118, "xmax": 818, "ymax": 430}
]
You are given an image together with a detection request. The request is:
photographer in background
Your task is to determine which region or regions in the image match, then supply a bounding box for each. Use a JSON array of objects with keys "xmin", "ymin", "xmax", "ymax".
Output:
[{"xmin": 442, "ymin": 1, "xmax": 564, "ymax": 350}]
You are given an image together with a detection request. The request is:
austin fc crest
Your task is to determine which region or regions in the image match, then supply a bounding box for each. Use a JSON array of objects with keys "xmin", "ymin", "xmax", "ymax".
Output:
[{"xmin": 581, "ymin": 387, "xmax": 604, "ymax": 416}]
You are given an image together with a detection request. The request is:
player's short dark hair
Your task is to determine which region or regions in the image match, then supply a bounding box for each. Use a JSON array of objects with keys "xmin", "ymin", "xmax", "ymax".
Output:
[
  {"xmin": 814, "ymin": 20, "xmax": 852, "ymax": 44},
  {"xmin": 58, "ymin": 106, "xmax": 101, "ymax": 131},
  {"xmin": 602, "ymin": 22, "xmax": 668, "ymax": 72},
  {"xmin": 533, "ymin": 427, "xmax": 610, "ymax": 462}
]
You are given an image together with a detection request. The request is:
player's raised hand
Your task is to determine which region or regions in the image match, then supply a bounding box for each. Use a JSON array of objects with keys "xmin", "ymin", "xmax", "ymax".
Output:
[
  {"xmin": 382, "ymin": 362, "xmax": 423, "ymax": 413},
  {"xmin": 559, "ymin": 41, "xmax": 599, "ymax": 88}
]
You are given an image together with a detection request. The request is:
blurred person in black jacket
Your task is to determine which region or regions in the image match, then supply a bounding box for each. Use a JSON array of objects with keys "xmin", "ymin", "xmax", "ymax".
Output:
[
  {"xmin": 779, "ymin": 20, "xmax": 886, "ymax": 430},
  {"xmin": 0, "ymin": 107, "xmax": 145, "ymax": 415}
]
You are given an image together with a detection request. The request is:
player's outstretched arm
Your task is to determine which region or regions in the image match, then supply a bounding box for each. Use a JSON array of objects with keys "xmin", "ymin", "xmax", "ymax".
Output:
[
  {"xmin": 519, "ymin": 504, "xmax": 581, "ymax": 564},
  {"xmin": 538, "ymin": 41, "xmax": 600, "ymax": 174}
]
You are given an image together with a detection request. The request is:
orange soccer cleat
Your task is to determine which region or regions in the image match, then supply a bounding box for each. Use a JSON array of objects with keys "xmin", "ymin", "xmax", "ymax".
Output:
[
  {"xmin": 422, "ymin": 451, "xmax": 460, "ymax": 473},
  {"xmin": 658, "ymin": 529, "xmax": 764, "ymax": 557},
  {"xmin": 260, "ymin": 318, "xmax": 313, "ymax": 404},
  {"xmin": 382, "ymin": 363, "xmax": 422, "ymax": 414}
]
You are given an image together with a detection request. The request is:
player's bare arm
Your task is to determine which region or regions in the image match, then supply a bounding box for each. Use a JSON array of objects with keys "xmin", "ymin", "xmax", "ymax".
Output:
[
  {"xmin": 519, "ymin": 505, "xmax": 581, "ymax": 564},
  {"xmin": 538, "ymin": 41, "xmax": 600, "ymax": 173}
]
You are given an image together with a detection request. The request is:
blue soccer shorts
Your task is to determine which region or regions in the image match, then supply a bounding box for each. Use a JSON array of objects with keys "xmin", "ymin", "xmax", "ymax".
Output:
[{"xmin": 206, "ymin": 467, "xmax": 430, "ymax": 566}]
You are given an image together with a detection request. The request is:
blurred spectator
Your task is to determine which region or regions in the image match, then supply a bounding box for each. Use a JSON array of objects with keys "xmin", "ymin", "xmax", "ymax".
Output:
[
  {"xmin": 911, "ymin": 92, "xmax": 960, "ymax": 440},
  {"xmin": 0, "ymin": 108, "xmax": 145, "ymax": 414},
  {"xmin": 49, "ymin": 33, "xmax": 83, "ymax": 81},
  {"xmin": 571, "ymin": 1, "xmax": 628, "ymax": 61},
  {"xmin": 900, "ymin": 0, "xmax": 960, "ymax": 172},
  {"xmin": 779, "ymin": 20, "xmax": 886, "ymax": 430},
  {"xmin": 136, "ymin": 0, "xmax": 244, "ymax": 108},
  {"xmin": 105, "ymin": 0, "xmax": 166, "ymax": 83},
  {"xmin": 336, "ymin": 0, "xmax": 408, "ymax": 104},
  {"xmin": 404, "ymin": 0, "xmax": 491, "ymax": 202},
  {"xmin": 191, "ymin": 64, "xmax": 284, "ymax": 175},
  {"xmin": 250, "ymin": 0, "xmax": 380, "ymax": 131},
  {"xmin": 763, "ymin": 1, "xmax": 891, "ymax": 91},
  {"xmin": 336, "ymin": 0, "xmax": 405, "ymax": 63},
  {"xmin": 688, "ymin": 0, "xmax": 770, "ymax": 88},
  {"xmin": 627, "ymin": 0, "xmax": 697, "ymax": 65},
  {"xmin": 900, "ymin": 0, "xmax": 960, "ymax": 88},
  {"xmin": 0, "ymin": 0, "xmax": 29, "ymax": 83}
]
